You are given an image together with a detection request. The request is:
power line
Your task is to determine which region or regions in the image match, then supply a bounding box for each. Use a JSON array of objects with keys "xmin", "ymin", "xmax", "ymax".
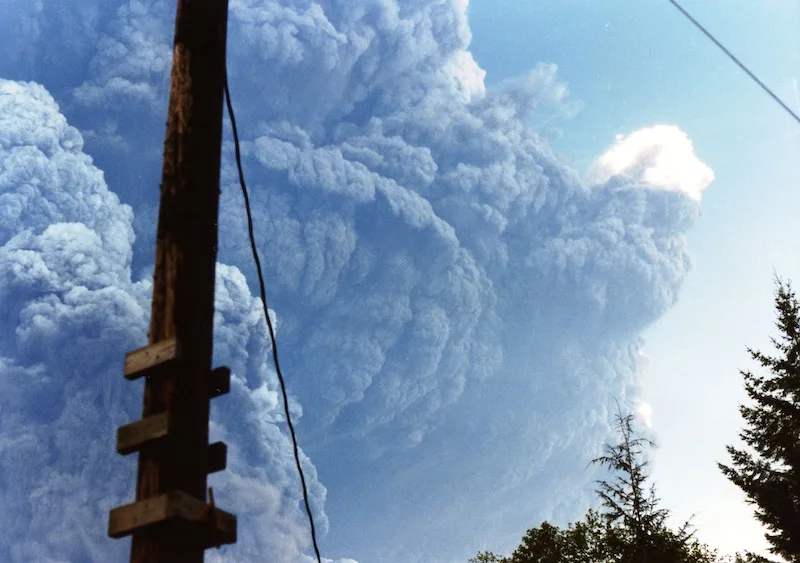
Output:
[
  {"xmin": 665, "ymin": 0, "xmax": 800, "ymax": 127},
  {"xmin": 223, "ymin": 72, "xmax": 323, "ymax": 563}
]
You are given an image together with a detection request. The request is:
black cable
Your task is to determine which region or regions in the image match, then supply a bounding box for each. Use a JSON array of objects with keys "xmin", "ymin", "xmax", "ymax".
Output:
[
  {"xmin": 664, "ymin": 0, "xmax": 800, "ymax": 126},
  {"xmin": 223, "ymin": 71, "xmax": 323, "ymax": 563}
]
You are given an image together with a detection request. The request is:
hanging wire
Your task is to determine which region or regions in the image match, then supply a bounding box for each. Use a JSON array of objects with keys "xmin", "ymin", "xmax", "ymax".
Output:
[
  {"xmin": 223, "ymin": 70, "xmax": 323, "ymax": 563},
  {"xmin": 664, "ymin": 0, "xmax": 800, "ymax": 126}
]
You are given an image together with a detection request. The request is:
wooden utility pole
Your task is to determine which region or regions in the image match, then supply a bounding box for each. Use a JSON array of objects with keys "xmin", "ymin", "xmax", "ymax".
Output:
[{"xmin": 108, "ymin": 1, "xmax": 237, "ymax": 561}]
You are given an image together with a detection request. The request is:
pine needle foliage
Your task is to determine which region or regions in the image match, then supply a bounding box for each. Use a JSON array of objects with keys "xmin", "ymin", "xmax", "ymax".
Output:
[
  {"xmin": 469, "ymin": 407, "xmax": 722, "ymax": 563},
  {"xmin": 591, "ymin": 408, "xmax": 695, "ymax": 563},
  {"xmin": 719, "ymin": 278, "xmax": 800, "ymax": 562}
]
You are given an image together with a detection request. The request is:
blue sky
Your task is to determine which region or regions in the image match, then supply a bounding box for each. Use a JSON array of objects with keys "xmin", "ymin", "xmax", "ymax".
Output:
[{"xmin": 0, "ymin": 0, "xmax": 797, "ymax": 562}]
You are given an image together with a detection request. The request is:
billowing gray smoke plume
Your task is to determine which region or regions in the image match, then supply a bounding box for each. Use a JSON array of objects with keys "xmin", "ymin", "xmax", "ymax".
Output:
[
  {"xmin": 0, "ymin": 0, "xmax": 712, "ymax": 561},
  {"xmin": 0, "ymin": 80, "xmax": 335, "ymax": 562}
]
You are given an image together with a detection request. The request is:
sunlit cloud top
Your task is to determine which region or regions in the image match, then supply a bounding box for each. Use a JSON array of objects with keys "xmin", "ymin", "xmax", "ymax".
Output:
[{"xmin": 592, "ymin": 125, "xmax": 715, "ymax": 200}]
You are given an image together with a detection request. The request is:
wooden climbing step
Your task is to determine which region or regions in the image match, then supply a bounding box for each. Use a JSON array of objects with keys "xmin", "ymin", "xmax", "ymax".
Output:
[
  {"xmin": 123, "ymin": 339, "xmax": 231, "ymax": 401},
  {"xmin": 116, "ymin": 412, "xmax": 171, "ymax": 456},
  {"xmin": 108, "ymin": 490, "xmax": 237, "ymax": 549},
  {"xmin": 124, "ymin": 338, "xmax": 180, "ymax": 381}
]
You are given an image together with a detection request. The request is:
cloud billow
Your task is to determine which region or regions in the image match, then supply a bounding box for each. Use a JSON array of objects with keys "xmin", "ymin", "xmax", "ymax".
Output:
[
  {"xmin": 0, "ymin": 0, "xmax": 713, "ymax": 561},
  {"xmin": 0, "ymin": 81, "xmax": 328, "ymax": 563}
]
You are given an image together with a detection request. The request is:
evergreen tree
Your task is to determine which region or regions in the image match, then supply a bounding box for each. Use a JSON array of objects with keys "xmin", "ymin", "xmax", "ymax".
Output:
[
  {"xmin": 470, "ymin": 408, "xmax": 720, "ymax": 563},
  {"xmin": 470, "ymin": 402, "xmax": 777, "ymax": 563},
  {"xmin": 719, "ymin": 278, "xmax": 800, "ymax": 561},
  {"xmin": 591, "ymin": 408, "xmax": 694, "ymax": 563},
  {"xmin": 469, "ymin": 505, "xmax": 718, "ymax": 563}
]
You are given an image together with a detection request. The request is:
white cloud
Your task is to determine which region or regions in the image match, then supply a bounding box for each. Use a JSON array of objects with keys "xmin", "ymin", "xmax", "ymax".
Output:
[
  {"xmin": 591, "ymin": 125, "xmax": 715, "ymax": 200},
  {"xmin": 636, "ymin": 399, "xmax": 654, "ymax": 429},
  {"xmin": 441, "ymin": 49, "xmax": 487, "ymax": 102}
]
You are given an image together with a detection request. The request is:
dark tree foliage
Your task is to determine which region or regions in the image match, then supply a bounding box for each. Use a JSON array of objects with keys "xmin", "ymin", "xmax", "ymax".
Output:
[
  {"xmin": 719, "ymin": 278, "xmax": 800, "ymax": 562},
  {"xmin": 470, "ymin": 409, "xmax": 726, "ymax": 563},
  {"xmin": 729, "ymin": 554, "xmax": 781, "ymax": 563},
  {"xmin": 505, "ymin": 511, "xmax": 608, "ymax": 563},
  {"xmin": 469, "ymin": 552, "xmax": 508, "ymax": 563},
  {"xmin": 592, "ymin": 410, "xmax": 673, "ymax": 559},
  {"xmin": 590, "ymin": 409, "xmax": 701, "ymax": 563}
]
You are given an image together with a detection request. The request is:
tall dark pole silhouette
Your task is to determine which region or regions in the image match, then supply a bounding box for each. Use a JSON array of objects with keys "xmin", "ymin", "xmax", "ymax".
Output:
[{"xmin": 107, "ymin": 1, "xmax": 237, "ymax": 561}]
